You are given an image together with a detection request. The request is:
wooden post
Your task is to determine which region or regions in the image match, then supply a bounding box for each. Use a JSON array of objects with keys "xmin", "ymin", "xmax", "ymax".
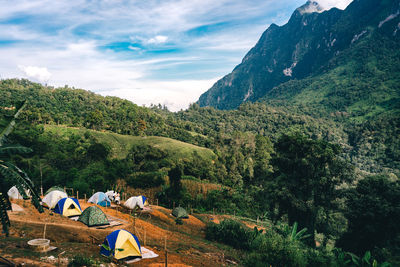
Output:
[
  {"xmin": 76, "ymin": 191, "xmax": 79, "ymax": 200},
  {"xmin": 156, "ymin": 198, "xmax": 159, "ymax": 206},
  {"xmin": 257, "ymin": 216, "xmax": 259, "ymax": 224},
  {"xmin": 133, "ymin": 216, "xmax": 136, "ymax": 235},
  {"xmin": 58, "ymin": 251, "xmax": 65, "ymax": 267},
  {"xmin": 84, "ymin": 194, "xmax": 86, "ymax": 202},
  {"xmin": 164, "ymin": 235, "xmax": 168, "ymax": 267},
  {"xmin": 43, "ymin": 223, "xmax": 47, "ymax": 239}
]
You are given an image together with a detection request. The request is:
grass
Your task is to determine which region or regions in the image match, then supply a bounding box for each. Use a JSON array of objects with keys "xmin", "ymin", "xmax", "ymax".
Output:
[
  {"xmin": 182, "ymin": 180, "xmax": 226, "ymax": 198},
  {"xmin": 44, "ymin": 124, "xmax": 216, "ymax": 161}
]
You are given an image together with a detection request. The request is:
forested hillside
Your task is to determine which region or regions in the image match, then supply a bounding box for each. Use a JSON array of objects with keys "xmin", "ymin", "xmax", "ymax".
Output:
[
  {"xmin": 0, "ymin": 79, "xmax": 208, "ymax": 147},
  {"xmin": 1, "ymin": 77, "xmax": 399, "ymax": 180}
]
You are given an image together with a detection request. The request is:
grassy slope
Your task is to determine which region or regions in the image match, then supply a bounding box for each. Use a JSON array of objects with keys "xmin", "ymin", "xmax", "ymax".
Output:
[{"xmin": 44, "ymin": 124, "xmax": 216, "ymax": 161}]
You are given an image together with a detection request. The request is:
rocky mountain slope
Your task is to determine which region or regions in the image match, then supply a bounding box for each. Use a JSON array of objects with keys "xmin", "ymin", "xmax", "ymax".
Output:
[{"xmin": 198, "ymin": 0, "xmax": 400, "ymax": 110}]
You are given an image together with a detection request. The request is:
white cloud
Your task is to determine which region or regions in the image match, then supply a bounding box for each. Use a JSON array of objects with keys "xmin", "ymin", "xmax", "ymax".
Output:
[
  {"xmin": 128, "ymin": 45, "xmax": 141, "ymax": 51},
  {"xmin": 316, "ymin": 0, "xmax": 353, "ymax": 10},
  {"xmin": 98, "ymin": 78, "xmax": 219, "ymax": 111},
  {"xmin": 18, "ymin": 65, "xmax": 52, "ymax": 82},
  {"xmin": 0, "ymin": 41, "xmax": 214, "ymax": 111},
  {"xmin": 147, "ymin": 35, "xmax": 168, "ymax": 44},
  {"xmin": 0, "ymin": 0, "xmax": 317, "ymax": 111}
]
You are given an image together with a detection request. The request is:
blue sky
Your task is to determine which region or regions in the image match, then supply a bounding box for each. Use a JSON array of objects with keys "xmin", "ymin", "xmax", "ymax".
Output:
[{"xmin": 0, "ymin": 0, "xmax": 352, "ymax": 111}]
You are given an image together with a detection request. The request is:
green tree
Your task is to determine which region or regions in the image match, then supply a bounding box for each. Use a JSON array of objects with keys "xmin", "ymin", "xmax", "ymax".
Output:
[
  {"xmin": 87, "ymin": 109, "xmax": 104, "ymax": 130},
  {"xmin": 168, "ymin": 162, "xmax": 183, "ymax": 196},
  {"xmin": 338, "ymin": 174, "xmax": 400, "ymax": 262},
  {"xmin": 253, "ymin": 135, "xmax": 273, "ymax": 184},
  {"xmin": 267, "ymin": 133, "xmax": 354, "ymax": 246}
]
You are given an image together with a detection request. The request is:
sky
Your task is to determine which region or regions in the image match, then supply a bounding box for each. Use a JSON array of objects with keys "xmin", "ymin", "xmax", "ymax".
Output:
[{"xmin": 0, "ymin": 0, "xmax": 352, "ymax": 111}]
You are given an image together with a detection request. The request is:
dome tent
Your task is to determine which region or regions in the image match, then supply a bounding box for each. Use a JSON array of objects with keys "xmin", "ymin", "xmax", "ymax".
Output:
[
  {"xmin": 123, "ymin": 196, "xmax": 148, "ymax": 210},
  {"xmin": 42, "ymin": 190, "xmax": 68, "ymax": 209},
  {"xmin": 7, "ymin": 186, "xmax": 30, "ymax": 200},
  {"xmin": 45, "ymin": 186, "xmax": 66, "ymax": 196},
  {"xmin": 78, "ymin": 206, "xmax": 109, "ymax": 227},
  {"xmin": 172, "ymin": 207, "xmax": 189, "ymax": 219},
  {"xmin": 100, "ymin": 229, "xmax": 142, "ymax": 260},
  {"xmin": 88, "ymin": 192, "xmax": 111, "ymax": 207},
  {"xmin": 54, "ymin": 197, "xmax": 82, "ymax": 217}
]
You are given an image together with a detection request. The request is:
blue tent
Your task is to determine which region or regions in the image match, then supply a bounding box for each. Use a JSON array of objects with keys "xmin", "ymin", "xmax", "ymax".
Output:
[
  {"xmin": 88, "ymin": 192, "xmax": 111, "ymax": 207},
  {"xmin": 54, "ymin": 197, "xmax": 82, "ymax": 217},
  {"xmin": 100, "ymin": 229, "xmax": 142, "ymax": 260}
]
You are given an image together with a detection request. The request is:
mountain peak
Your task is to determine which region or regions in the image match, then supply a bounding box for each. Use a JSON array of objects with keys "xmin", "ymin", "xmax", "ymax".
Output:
[
  {"xmin": 296, "ymin": 1, "xmax": 325, "ymax": 15},
  {"xmin": 197, "ymin": 0, "xmax": 400, "ymax": 110}
]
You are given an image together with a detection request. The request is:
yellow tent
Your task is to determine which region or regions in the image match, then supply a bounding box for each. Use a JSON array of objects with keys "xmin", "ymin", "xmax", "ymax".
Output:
[
  {"xmin": 100, "ymin": 229, "xmax": 142, "ymax": 260},
  {"xmin": 54, "ymin": 197, "xmax": 82, "ymax": 217}
]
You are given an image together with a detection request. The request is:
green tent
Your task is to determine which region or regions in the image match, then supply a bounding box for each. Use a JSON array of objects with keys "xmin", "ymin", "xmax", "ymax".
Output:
[
  {"xmin": 45, "ymin": 186, "xmax": 66, "ymax": 196},
  {"xmin": 172, "ymin": 207, "xmax": 189, "ymax": 219},
  {"xmin": 78, "ymin": 206, "xmax": 110, "ymax": 227}
]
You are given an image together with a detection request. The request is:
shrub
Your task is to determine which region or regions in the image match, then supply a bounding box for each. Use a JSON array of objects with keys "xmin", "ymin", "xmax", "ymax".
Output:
[
  {"xmin": 206, "ymin": 219, "xmax": 254, "ymax": 250},
  {"xmin": 67, "ymin": 255, "xmax": 95, "ymax": 267},
  {"xmin": 206, "ymin": 219, "xmax": 343, "ymax": 266}
]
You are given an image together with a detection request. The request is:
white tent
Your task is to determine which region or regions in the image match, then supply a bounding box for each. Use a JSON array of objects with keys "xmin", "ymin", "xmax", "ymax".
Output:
[
  {"xmin": 105, "ymin": 190, "xmax": 115, "ymax": 200},
  {"xmin": 124, "ymin": 196, "xmax": 147, "ymax": 210},
  {"xmin": 42, "ymin": 190, "xmax": 68, "ymax": 209},
  {"xmin": 106, "ymin": 190, "xmax": 120, "ymax": 204},
  {"xmin": 8, "ymin": 186, "xmax": 30, "ymax": 200}
]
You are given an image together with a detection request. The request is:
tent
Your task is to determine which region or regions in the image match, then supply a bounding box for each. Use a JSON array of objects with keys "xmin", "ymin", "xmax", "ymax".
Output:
[
  {"xmin": 123, "ymin": 196, "xmax": 148, "ymax": 210},
  {"xmin": 105, "ymin": 190, "xmax": 116, "ymax": 201},
  {"xmin": 88, "ymin": 192, "xmax": 111, "ymax": 207},
  {"xmin": 45, "ymin": 186, "xmax": 66, "ymax": 196},
  {"xmin": 7, "ymin": 186, "xmax": 30, "ymax": 200},
  {"xmin": 42, "ymin": 190, "xmax": 68, "ymax": 209},
  {"xmin": 100, "ymin": 229, "xmax": 142, "ymax": 260},
  {"xmin": 78, "ymin": 206, "xmax": 109, "ymax": 227},
  {"xmin": 106, "ymin": 190, "xmax": 120, "ymax": 204},
  {"xmin": 172, "ymin": 207, "xmax": 189, "ymax": 219},
  {"xmin": 54, "ymin": 197, "xmax": 82, "ymax": 217}
]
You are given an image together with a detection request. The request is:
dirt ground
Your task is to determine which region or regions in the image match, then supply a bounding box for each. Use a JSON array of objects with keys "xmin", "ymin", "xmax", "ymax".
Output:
[{"xmin": 1, "ymin": 200, "xmax": 239, "ymax": 266}]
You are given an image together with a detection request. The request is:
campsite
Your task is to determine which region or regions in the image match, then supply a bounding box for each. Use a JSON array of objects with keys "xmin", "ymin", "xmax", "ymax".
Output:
[
  {"xmin": 2, "ymin": 190, "xmax": 242, "ymax": 266},
  {"xmin": 2, "ymin": 0, "xmax": 400, "ymax": 266}
]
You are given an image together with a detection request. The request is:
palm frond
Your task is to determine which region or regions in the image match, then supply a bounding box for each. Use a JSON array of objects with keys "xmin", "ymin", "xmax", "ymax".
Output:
[
  {"xmin": 0, "ymin": 145, "xmax": 33, "ymax": 156},
  {"xmin": 0, "ymin": 193, "xmax": 11, "ymax": 236},
  {"xmin": 0, "ymin": 163, "xmax": 43, "ymax": 213}
]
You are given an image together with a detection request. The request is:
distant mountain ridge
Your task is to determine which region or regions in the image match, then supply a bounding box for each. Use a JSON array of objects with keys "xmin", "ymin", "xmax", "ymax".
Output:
[{"xmin": 198, "ymin": 0, "xmax": 400, "ymax": 110}]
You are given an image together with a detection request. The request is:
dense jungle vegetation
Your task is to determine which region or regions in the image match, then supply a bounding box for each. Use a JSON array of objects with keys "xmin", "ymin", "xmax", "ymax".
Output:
[{"xmin": 1, "ymin": 79, "xmax": 399, "ymax": 265}]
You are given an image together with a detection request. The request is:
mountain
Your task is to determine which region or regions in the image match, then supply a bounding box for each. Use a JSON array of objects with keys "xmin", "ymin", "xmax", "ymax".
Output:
[{"xmin": 198, "ymin": 0, "xmax": 400, "ymax": 110}]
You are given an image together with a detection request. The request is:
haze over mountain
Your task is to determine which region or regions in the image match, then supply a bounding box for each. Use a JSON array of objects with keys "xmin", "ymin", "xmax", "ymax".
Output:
[{"xmin": 198, "ymin": 0, "xmax": 400, "ymax": 111}]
